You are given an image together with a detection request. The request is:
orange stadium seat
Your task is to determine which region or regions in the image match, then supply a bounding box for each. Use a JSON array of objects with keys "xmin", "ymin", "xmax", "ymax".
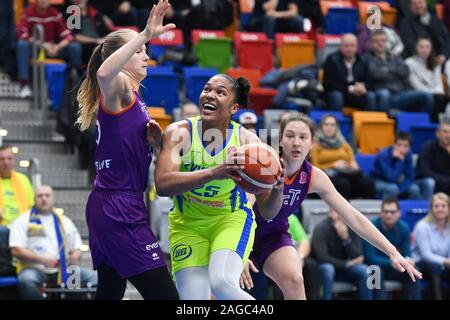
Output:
[
  {"xmin": 147, "ymin": 107, "xmax": 172, "ymax": 130},
  {"xmin": 435, "ymin": 3, "xmax": 444, "ymax": 20},
  {"xmin": 352, "ymin": 111, "xmax": 395, "ymax": 154},
  {"xmin": 275, "ymin": 33, "xmax": 316, "ymax": 69}
]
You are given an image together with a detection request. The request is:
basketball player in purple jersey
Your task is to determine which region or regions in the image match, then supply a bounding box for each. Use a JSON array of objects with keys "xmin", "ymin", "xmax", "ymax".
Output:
[
  {"xmin": 241, "ymin": 113, "xmax": 422, "ymax": 299},
  {"xmin": 76, "ymin": 0, "xmax": 178, "ymax": 299}
]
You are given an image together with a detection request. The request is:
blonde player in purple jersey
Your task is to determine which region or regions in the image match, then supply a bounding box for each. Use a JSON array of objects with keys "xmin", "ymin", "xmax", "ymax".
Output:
[
  {"xmin": 240, "ymin": 113, "xmax": 422, "ymax": 299},
  {"xmin": 76, "ymin": 0, "xmax": 178, "ymax": 300}
]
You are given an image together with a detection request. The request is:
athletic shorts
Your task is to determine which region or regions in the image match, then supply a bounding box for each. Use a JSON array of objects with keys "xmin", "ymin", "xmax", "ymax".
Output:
[
  {"xmin": 250, "ymin": 231, "xmax": 294, "ymax": 270},
  {"xmin": 168, "ymin": 208, "xmax": 256, "ymax": 276},
  {"xmin": 86, "ymin": 190, "xmax": 167, "ymax": 278}
]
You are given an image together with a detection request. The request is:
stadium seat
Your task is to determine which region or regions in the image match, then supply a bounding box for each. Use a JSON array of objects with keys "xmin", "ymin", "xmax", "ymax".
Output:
[
  {"xmin": 355, "ymin": 153, "xmax": 376, "ymax": 176},
  {"xmin": 358, "ymin": 2, "xmax": 397, "ymax": 27},
  {"xmin": 227, "ymin": 68, "xmax": 277, "ymax": 115},
  {"xmin": 233, "ymin": 32, "xmax": 274, "ymax": 75},
  {"xmin": 141, "ymin": 66, "xmax": 179, "ymax": 115},
  {"xmin": 309, "ymin": 110, "xmax": 352, "ymax": 142},
  {"xmin": 399, "ymin": 200, "xmax": 429, "ymax": 231},
  {"xmin": 0, "ymin": 276, "xmax": 17, "ymax": 288},
  {"xmin": 396, "ymin": 112, "xmax": 438, "ymax": 153},
  {"xmin": 435, "ymin": 3, "xmax": 444, "ymax": 20},
  {"xmin": 350, "ymin": 199, "xmax": 382, "ymax": 220},
  {"xmin": 275, "ymin": 33, "xmax": 316, "ymax": 69},
  {"xmin": 325, "ymin": 7, "xmax": 359, "ymax": 34},
  {"xmin": 316, "ymin": 34, "xmax": 342, "ymax": 66},
  {"xmin": 191, "ymin": 29, "xmax": 227, "ymax": 45},
  {"xmin": 149, "ymin": 29, "xmax": 184, "ymax": 61},
  {"xmin": 148, "ymin": 107, "xmax": 172, "ymax": 130},
  {"xmin": 352, "ymin": 111, "xmax": 395, "ymax": 154},
  {"xmin": 320, "ymin": 1, "xmax": 354, "ymax": 16},
  {"xmin": 45, "ymin": 62, "xmax": 67, "ymax": 110},
  {"xmin": 194, "ymin": 38, "xmax": 232, "ymax": 73},
  {"xmin": 301, "ymin": 199, "xmax": 330, "ymax": 234},
  {"xmin": 183, "ymin": 67, "xmax": 218, "ymax": 105}
]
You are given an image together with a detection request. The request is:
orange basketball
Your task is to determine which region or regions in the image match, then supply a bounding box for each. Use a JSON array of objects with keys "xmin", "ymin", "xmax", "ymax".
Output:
[{"xmin": 234, "ymin": 143, "xmax": 282, "ymax": 194}]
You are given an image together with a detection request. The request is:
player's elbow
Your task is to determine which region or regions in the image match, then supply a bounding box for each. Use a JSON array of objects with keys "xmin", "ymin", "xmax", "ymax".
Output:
[{"xmin": 155, "ymin": 178, "xmax": 172, "ymax": 197}]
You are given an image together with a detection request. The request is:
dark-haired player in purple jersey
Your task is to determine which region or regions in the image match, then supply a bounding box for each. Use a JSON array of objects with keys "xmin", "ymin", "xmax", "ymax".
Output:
[
  {"xmin": 241, "ymin": 113, "xmax": 422, "ymax": 299},
  {"xmin": 76, "ymin": 0, "xmax": 178, "ymax": 300}
]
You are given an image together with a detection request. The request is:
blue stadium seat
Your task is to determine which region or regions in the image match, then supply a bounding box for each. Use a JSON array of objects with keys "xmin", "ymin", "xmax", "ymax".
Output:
[
  {"xmin": 399, "ymin": 200, "xmax": 429, "ymax": 231},
  {"xmin": 309, "ymin": 110, "xmax": 352, "ymax": 142},
  {"xmin": 355, "ymin": 153, "xmax": 376, "ymax": 176},
  {"xmin": 0, "ymin": 276, "xmax": 17, "ymax": 287},
  {"xmin": 141, "ymin": 66, "xmax": 180, "ymax": 114},
  {"xmin": 183, "ymin": 67, "xmax": 218, "ymax": 104},
  {"xmin": 45, "ymin": 63, "xmax": 67, "ymax": 110},
  {"xmin": 396, "ymin": 112, "xmax": 438, "ymax": 153},
  {"xmin": 325, "ymin": 8, "xmax": 359, "ymax": 35}
]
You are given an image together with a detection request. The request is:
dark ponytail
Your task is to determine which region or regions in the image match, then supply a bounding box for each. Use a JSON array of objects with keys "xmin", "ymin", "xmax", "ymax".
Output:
[{"xmin": 234, "ymin": 77, "xmax": 250, "ymax": 108}]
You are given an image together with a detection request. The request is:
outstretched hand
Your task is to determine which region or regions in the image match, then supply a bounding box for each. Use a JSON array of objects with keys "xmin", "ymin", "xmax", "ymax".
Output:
[
  {"xmin": 144, "ymin": 0, "xmax": 176, "ymax": 40},
  {"xmin": 240, "ymin": 259, "xmax": 259, "ymax": 290},
  {"xmin": 390, "ymin": 251, "xmax": 422, "ymax": 282},
  {"xmin": 273, "ymin": 157, "xmax": 286, "ymax": 190}
]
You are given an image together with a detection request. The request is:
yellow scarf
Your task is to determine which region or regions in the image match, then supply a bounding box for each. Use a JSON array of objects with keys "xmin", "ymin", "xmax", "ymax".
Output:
[{"xmin": 0, "ymin": 170, "xmax": 30, "ymax": 216}]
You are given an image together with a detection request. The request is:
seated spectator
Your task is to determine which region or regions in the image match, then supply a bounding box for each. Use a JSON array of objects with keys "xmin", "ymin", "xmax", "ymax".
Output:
[
  {"xmin": 0, "ymin": 0, "xmax": 16, "ymax": 79},
  {"xmin": 311, "ymin": 114, "xmax": 375, "ymax": 200},
  {"xmin": 90, "ymin": 0, "xmax": 138, "ymax": 28},
  {"xmin": 311, "ymin": 209, "xmax": 374, "ymax": 300},
  {"xmin": 67, "ymin": 0, "xmax": 107, "ymax": 66},
  {"xmin": 248, "ymin": 0, "xmax": 303, "ymax": 39},
  {"xmin": 366, "ymin": 29, "xmax": 434, "ymax": 116},
  {"xmin": 363, "ymin": 196, "xmax": 422, "ymax": 300},
  {"xmin": 287, "ymin": 214, "xmax": 322, "ymax": 300},
  {"xmin": 16, "ymin": 0, "xmax": 82, "ymax": 98},
  {"xmin": 295, "ymin": 0, "xmax": 324, "ymax": 32},
  {"xmin": 405, "ymin": 37, "xmax": 450, "ymax": 122},
  {"xmin": 237, "ymin": 110, "xmax": 258, "ymax": 134},
  {"xmin": 0, "ymin": 145, "xmax": 34, "ymax": 229},
  {"xmin": 416, "ymin": 118, "xmax": 450, "ymax": 193},
  {"xmin": 412, "ymin": 192, "xmax": 450, "ymax": 300},
  {"xmin": 357, "ymin": 14, "xmax": 404, "ymax": 56},
  {"xmin": 180, "ymin": 101, "xmax": 199, "ymax": 119},
  {"xmin": 9, "ymin": 185, "xmax": 97, "ymax": 300},
  {"xmin": 370, "ymin": 132, "xmax": 435, "ymax": 199},
  {"xmin": 400, "ymin": 0, "xmax": 450, "ymax": 61},
  {"xmin": 323, "ymin": 34, "xmax": 375, "ymax": 111}
]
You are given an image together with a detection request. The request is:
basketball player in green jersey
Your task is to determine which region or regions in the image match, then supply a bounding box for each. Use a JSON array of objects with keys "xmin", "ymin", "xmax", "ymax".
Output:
[{"xmin": 155, "ymin": 75, "xmax": 285, "ymax": 300}]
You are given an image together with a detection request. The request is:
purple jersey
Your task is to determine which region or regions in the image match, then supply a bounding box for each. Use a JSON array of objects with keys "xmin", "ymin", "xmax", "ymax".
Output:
[
  {"xmin": 94, "ymin": 89, "xmax": 151, "ymax": 193},
  {"xmin": 250, "ymin": 161, "xmax": 313, "ymax": 269},
  {"xmin": 254, "ymin": 160, "xmax": 313, "ymax": 237}
]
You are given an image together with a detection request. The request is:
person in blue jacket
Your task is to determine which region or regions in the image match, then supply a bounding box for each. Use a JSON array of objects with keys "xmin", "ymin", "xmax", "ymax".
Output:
[{"xmin": 370, "ymin": 132, "xmax": 434, "ymax": 200}]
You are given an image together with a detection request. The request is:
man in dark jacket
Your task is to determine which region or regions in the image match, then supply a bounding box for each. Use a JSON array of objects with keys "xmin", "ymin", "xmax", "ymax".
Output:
[
  {"xmin": 323, "ymin": 33, "xmax": 375, "ymax": 111},
  {"xmin": 366, "ymin": 29, "xmax": 433, "ymax": 115},
  {"xmin": 399, "ymin": 0, "xmax": 450, "ymax": 61},
  {"xmin": 416, "ymin": 118, "xmax": 450, "ymax": 193},
  {"xmin": 312, "ymin": 209, "xmax": 374, "ymax": 300}
]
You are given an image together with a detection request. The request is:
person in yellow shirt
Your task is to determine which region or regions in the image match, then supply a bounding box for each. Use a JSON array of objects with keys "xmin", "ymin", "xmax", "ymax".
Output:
[
  {"xmin": 0, "ymin": 145, "xmax": 34, "ymax": 244},
  {"xmin": 311, "ymin": 114, "xmax": 375, "ymax": 199}
]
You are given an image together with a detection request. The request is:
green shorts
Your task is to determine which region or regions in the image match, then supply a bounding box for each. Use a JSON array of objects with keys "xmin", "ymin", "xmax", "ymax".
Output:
[{"xmin": 168, "ymin": 208, "xmax": 256, "ymax": 276}]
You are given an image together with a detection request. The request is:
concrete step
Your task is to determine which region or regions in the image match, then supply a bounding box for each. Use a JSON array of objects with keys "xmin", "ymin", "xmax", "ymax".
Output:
[
  {"xmin": 0, "ymin": 109, "xmax": 46, "ymax": 126},
  {"xmin": 17, "ymin": 168, "xmax": 90, "ymax": 189},
  {"xmin": 54, "ymin": 189, "xmax": 91, "ymax": 204},
  {"xmin": 0, "ymin": 99, "xmax": 33, "ymax": 112},
  {"xmin": 16, "ymin": 152, "xmax": 80, "ymax": 169},
  {"xmin": 10, "ymin": 142, "xmax": 69, "ymax": 154},
  {"xmin": 2, "ymin": 124, "xmax": 65, "ymax": 142},
  {"xmin": 0, "ymin": 83, "xmax": 21, "ymax": 98}
]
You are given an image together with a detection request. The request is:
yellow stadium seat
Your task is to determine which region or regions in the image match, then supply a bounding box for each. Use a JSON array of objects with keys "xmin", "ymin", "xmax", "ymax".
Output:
[{"xmin": 148, "ymin": 107, "xmax": 172, "ymax": 130}]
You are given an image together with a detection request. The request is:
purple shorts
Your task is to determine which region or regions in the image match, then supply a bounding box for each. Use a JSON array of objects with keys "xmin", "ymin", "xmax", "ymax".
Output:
[
  {"xmin": 250, "ymin": 231, "xmax": 294, "ymax": 270},
  {"xmin": 86, "ymin": 190, "xmax": 166, "ymax": 278}
]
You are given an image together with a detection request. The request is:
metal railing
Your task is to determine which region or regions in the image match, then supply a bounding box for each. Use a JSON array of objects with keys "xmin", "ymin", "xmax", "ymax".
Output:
[{"xmin": 31, "ymin": 24, "xmax": 48, "ymax": 122}]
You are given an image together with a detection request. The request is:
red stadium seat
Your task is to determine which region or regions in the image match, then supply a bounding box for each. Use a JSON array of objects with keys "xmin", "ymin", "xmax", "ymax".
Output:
[{"xmin": 233, "ymin": 32, "xmax": 274, "ymax": 75}]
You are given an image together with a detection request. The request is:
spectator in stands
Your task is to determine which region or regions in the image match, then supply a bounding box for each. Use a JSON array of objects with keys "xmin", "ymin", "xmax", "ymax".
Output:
[
  {"xmin": 366, "ymin": 29, "xmax": 434, "ymax": 116},
  {"xmin": 416, "ymin": 118, "xmax": 450, "ymax": 194},
  {"xmin": 0, "ymin": 0, "xmax": 17, "ymax": 80},
  {"xmin": 0, "ymin": 145, "xmax": 34, "ymax": 228},
  {"xmin": 357, "ymin": 14, "xmax": 404, "ymax": 56},
  {"xmin": 312, "ymin": 208, "xmax": 374, "ymax": 300},
  {"xmin": 405, "ymin": 37, "xmax": 450, "ymax": 122},
  {"xmin": 295, "ymin": 0, "xmax": 324, "ymax": 32},
  {"xmin": 180, "ymin": 101, "xmax": 199, "ymax": 119},
  {"xmin": 363, "ymin": 197, "xmax": 422, "ymax": 300},
  {"xmin": 16, "ymin": 0, "xmax": 82, "ymax": 98},
  {"xmin": 238, "ymin": 110, "xmax": 258, "ymax": 134},
  {"xmin": 90, "ymin": 0, "xmax": 138, "ymax": 28},
  {"xmin": 370, "ymin": 132, "xmax": 435, "ymax": 200},
  {"xmin": 67, "ymin": 0, "xmax": 107, "ymax": 66},
  {"xmin": 311, "ymin": 114, "xmax": 375, "ymax": 200},
  {"xmin": 248, "ymin": 0, "xmax": 303, "ymax": 39},
  {"xmin": 412, "ymin": 192, "xmax": 450, "ymax": 300},
  {"xmin": 323, "ymin": 34, "xmax": 376, "ymax": 111},
  {"xmin": 9, "ymin": 185, "xmax": 97, "ymax": 300},
  {"xmin": 288, "ymin": 214, "xmax": 322, "ymax": 300},
  {"xmin": 400, "ymin": 0, "xmax": 450, "ymax": 61}
]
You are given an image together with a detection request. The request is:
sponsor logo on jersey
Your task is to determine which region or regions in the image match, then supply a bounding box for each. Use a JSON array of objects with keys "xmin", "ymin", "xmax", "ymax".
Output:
[
  {"xmin": 300, "ymin": 171, "xmax": 308, "ymax": 184},
  {"xmin": 172, "ymin": 244, "xmax": 193, "ymax": 262}
]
